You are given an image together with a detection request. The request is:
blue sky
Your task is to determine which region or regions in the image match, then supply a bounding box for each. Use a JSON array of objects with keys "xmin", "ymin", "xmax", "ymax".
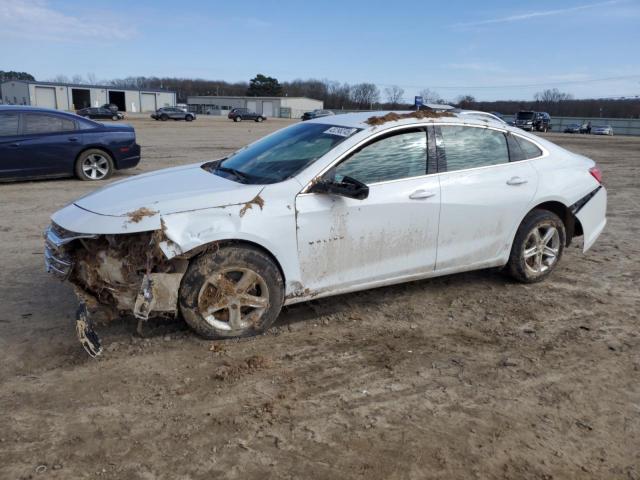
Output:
[{"xmin": 2, "ymin": 0, "xmax": 639, "ymax": 101}]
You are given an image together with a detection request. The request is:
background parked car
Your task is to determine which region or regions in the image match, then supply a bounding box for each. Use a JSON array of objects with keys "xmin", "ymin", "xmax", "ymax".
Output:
[
  {"xmin": 564, "ymin": 124, "xmax": 581, "ymax": 133},
  {"xmin": 101, "ymin": 103, "xmax": 119, "ymax": 112},
  {"xmin": 77, "ymin": 107, "xmax": 124, "ymax": 120},
  {"xmin": 301, "ymin": 109, "xmax": 334, "ymax": 121},
  {"xmin": 0, "ymin": 106, "xmax": 140, "ymax": 182},
  {"xmin": 514, "ymin": 111, "xmax": 552, "ymax": 132},
  {"xmin": 592, "ymin": 125, "xmax": 614, "ymax": 136},
  {"xmin": 228, "ymin": 108, "xmax": 266, "ymax": 122},
  {"xmin": 151, "ymin": 107, "xmax": 196, "ymax": 122}
]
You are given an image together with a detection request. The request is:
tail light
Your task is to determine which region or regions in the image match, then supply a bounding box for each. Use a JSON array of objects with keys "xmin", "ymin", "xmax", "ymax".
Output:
[{"xmin": 589, "ymin": 166, "xmax": 602, "ymax": 184}]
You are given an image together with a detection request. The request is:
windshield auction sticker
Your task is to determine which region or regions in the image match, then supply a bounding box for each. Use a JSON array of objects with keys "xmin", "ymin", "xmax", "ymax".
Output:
[{"xmin": 323, "ymin": 127, "xmax": 358, "ymax": 137}]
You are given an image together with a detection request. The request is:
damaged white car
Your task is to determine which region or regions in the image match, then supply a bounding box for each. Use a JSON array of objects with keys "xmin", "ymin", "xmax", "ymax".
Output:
[{"xmin": 45, "ymin": 110, "xmax": 607, "ymax": 356}]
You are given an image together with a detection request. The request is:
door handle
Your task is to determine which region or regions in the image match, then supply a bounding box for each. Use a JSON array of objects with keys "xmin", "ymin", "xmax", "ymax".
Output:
[
  {"xmin": 68, "ymin": 137, "xmax": 79, "ymax": 142},
  {"xmin": 506, "ymin": 177, "xmax": 528, "ymax": 186},
  {"xmin": 409, "ymin": 189, "xmax": 436, "ymax": 199}
]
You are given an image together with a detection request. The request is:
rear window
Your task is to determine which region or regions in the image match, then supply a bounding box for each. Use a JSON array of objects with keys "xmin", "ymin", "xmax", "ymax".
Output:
[
  {"xmin": 439, "ymin": 125, "xmax": 509, "ymax": 171},
  {"xmin": 0, "ymin": 112, "xmax": 19, "ymax": 136},
  {"xmin": 516, "ymin": 112, "xmax": 534, "ymax": 120},
  {"xmin": 23, "ymin": 114, "xmax": 76, "ymax": 134}
]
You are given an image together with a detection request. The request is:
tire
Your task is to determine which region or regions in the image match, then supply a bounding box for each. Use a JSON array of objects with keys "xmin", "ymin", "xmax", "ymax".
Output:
[
  {"xmin": 185, "ymin": 115, "xmax": 194, "ymax": 122},
  {"xmin": 160, "ymin": 114, "xmax": 169, "ymax": 121},
  {"xmin": 112, "ymin": 115, "xmax": 119, "ymax": 121},
  {"xmin": 234, "ymin": 116, "xmax": 242, "ymax": 122},
  {"xmin": 179, "ymin": 245, "xmax": 284, "ymax": 339},
  {"xmin": 255, "ymin": 116, "xmax": 264, "ymax": 122},
  {"xmin": 75, "ymin": 149, "xmax": 114, "ymax": 181},
  {"xmin": 507, "ymin": 209, "xmax": 566, "ymax": 283}
]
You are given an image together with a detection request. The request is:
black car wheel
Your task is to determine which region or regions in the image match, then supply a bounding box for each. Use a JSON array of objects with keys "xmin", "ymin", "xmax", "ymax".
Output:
[
  {"xmin": 255, "ymin": 116, "xmax": 264, "ymax": 122},
  {"xmin": 75, "ymin": 149, "xmax": 114, "ymax": 181},
  {"xmin": 111, "ymin": 115, "xmax": 119, "ymax": 121},
  {"xmin": 185, "ymin": 115, "xmax": 194, "ymax": 122},
  {"xmin": 160, "ymin": 114, "xmax": 169, "ymax": 121},
  {"xmin": 234, "ymin": 116, "xmax": 242, "ymax": 122}
]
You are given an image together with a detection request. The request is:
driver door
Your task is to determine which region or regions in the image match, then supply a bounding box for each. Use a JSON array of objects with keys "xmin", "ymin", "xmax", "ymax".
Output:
[{"xmin": 295, "ymin": 128, "xmax": 441, "ymax": 293}]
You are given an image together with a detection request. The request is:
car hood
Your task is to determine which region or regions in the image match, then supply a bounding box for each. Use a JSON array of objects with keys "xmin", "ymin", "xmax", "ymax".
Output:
[{"xmin": 74, "ymin": 162, "xmax": 263, "ymax": 217}]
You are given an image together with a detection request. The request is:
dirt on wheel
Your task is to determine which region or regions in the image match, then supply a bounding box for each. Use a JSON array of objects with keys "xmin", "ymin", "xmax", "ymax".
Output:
[{"xmin": 0, "ymin": 118, "xmax": 638, "ymax": 479}]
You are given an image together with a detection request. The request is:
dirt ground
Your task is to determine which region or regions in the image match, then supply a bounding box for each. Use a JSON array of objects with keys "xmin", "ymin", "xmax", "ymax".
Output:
[{"xmin": 1, "ymin": 116, "xmax": 638, "ymax": 479}]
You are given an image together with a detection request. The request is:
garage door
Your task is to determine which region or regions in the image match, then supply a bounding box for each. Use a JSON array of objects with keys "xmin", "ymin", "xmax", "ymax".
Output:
[
  {"xmin": 140, "ymin": 93, "xmax": 156, "ymax": 112},
  {"xmin": 262, "ymin": 101, "xmax": 273, "ymax": 117},
  {"xmin": 247, "ymin": 100, "xmax": 257, "ymax": 113},
  {"xmin": 35, "ymin": 86, "xmax": 57, "ymax": 109}
]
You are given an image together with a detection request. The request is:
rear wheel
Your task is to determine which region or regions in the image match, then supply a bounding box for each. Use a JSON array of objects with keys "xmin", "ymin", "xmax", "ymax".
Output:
[
  {"xmin": 111, "ymin": 115, "xmax": 119, "ymax": 121},
  {"xmin": 179, "ymin": 245, "xmax": 284, "ymax": 339},
  {"xmin": 185, "ymin": 115, "xmax": 194, "ymax": 122},
  {"xmin": 507, "ymin": 209, "xmax": 566, "ymax": 283},
  {"xmin": 234, "ymin": 116, "xmax": 242, "ymax": 122},
  {"xmin": 256, "ymin": 116, "xmax": 264, "ymax": 122},
  {"xmin": 75, "ymin": 149, "xmax": 114, "ymax": 181}
]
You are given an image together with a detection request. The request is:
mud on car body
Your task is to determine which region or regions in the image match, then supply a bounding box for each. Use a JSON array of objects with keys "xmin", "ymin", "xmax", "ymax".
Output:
[{"xmin": 45, "ymin": 110, "xmax": 607, "ymax": 356}]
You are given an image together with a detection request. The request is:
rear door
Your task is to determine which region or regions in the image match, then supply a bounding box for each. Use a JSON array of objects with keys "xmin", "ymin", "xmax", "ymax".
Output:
[
  {"xmin": 14, "ymin": 113, "xmax": 83, "ymax": 177},
  {"xmin": 0, "ymin": 112, "xmax": 23, "ymax": 179},
  {"xmin": 295, "ymin": 127, "xmax": 441, "ymax": 293},
  {"xmin": 435, "ymin": 125, "xmax": 539, "ymax": 271}
]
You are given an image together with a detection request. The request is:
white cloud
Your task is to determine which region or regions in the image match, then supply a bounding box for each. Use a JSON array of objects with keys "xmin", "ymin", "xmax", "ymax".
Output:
[
  {"xmin": 452, "ymin": 0, "xmax": 624, "ymax": 28},
  {"xmin": 0, "ymin": 0, "xmax": 135, "ymax": 42}
]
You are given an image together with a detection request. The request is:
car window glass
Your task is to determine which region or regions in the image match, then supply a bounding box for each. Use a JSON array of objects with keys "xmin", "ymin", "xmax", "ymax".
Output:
[
  {"xmin": 515, "ymin": 136, "xmax": 543, "ymax": 159},
  {"xmin": 333, "ymin": 130, "xmax": 427, "ymax": 184},
  {"xmin": 439, "ymin": 126, "xmax": 508, "ymax": 171},
  {"xmin": 77, "ymin": 118, "xmax": 97, "ymax": 130},
  {"xmin": 507, "ymin": 134, "xmax": 526, "ymax": 162},
  {"xmin": 23, "ymin": 114, "xmax": 76, "ymax": 134},
  {"xmin": 0, "ymin": 113, "xmax": 19, "ymax": 136}
]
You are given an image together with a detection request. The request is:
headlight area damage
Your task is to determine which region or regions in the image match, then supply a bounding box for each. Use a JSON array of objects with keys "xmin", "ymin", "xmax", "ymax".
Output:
[{"xmin": 45, "ymin": 223, "xmax": 189, "ymax": 357}]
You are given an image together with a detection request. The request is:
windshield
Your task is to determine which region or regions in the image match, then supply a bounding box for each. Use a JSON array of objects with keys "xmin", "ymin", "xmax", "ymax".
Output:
[
  {"xmin": 213, "ymin": 123, "xmax": 359, "ymax": 184},
  {"xmin": 516, "ymin": 112, "xmax": 534, "ymax": 120}
]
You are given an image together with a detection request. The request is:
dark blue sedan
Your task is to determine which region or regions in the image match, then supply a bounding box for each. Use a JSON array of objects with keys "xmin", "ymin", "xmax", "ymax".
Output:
[{"xmin": 0, "ymin": 106, "xmax": 141, "ymax": 181}]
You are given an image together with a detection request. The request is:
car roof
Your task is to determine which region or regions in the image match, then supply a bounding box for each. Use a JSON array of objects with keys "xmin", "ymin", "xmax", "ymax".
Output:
[
  {"xmin": 0, "ymin": 105, "xmax": 82, "ymax": 118},
  {"xmin": 306, "ymin": 110, "xmax": 510, "ymax": 130}
]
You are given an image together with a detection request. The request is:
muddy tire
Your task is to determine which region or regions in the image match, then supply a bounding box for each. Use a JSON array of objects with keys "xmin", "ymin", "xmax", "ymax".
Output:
[
  {"xmin": 179, "ymin": 245, "xmax": 284, "ymax": 339},
  {"xmin": 507, "ymin": 209, "xmax": 566, "ymax": 283},
  {"xmin": 75, "ymin": 149, "xmax": 114, "ymax": 181}
]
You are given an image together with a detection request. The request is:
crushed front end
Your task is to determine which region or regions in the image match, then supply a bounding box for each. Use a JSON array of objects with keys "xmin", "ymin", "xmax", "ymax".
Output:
[{"xmin": 44, "ymin": 222, "xmax": 187, "ymax": 357}]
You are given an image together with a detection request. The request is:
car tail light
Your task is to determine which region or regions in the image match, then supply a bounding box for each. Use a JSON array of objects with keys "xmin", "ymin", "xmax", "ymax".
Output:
[
  {"xmin": 589, "ymin": 166, "xmax": 602, "ymax": 184},
  {"xmin": 119, "ymin": 147, "xmax": 130, "ymax": 153}
]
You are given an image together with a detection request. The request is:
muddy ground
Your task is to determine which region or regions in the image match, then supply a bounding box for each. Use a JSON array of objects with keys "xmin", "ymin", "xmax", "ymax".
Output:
[{"xmin": 0, "ymin": 116, "xmax": 638, "ymax": 479}]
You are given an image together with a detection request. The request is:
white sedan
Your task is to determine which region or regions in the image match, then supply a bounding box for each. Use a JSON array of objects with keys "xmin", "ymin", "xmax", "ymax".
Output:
[{"xmin": 45, "ymin": 110, "xmax": 607, "ymax": 356}]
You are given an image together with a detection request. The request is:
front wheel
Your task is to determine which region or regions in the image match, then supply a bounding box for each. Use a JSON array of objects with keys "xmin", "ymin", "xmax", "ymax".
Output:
[
  {"xmin": 185, "ymin": 115, "xmax": 194, "ymax": 122},
  {"xmin": 179, "ymin": 245, "xmax": 284, "ymax": 339},
  {"xmin": 255, "ymin": 116, "xmax": 264, "ymax": 122},
  {"xmin": 234, "ymin": 116, "xmax": 242, "ymax": 122},
  {"xmin": 112, "ymin": 115, "xmax": 119, "ymax": 121},
  {"xmin": 75, "ymin": 149, "xmax": 114, "ymax": 181},
  {"xmin": 160, "ymin": 114, "xmax": 169, "ymax": 121},
  {"xmin": 506, "ymin": 209, "xmax": 566, "ymax": 283}
]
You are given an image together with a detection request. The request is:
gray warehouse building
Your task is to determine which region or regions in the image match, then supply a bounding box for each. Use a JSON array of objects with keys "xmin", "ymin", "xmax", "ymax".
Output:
[
  {"xmin": 187, "ymin": 95, "xmax": 323, "ymax": 119},
  {"xmin": 0, "ymin": 80, "xmax": 176, "ymax": 113}
]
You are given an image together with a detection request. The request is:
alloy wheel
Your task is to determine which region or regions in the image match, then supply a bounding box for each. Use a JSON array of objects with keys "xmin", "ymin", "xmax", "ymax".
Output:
[
  {"xmin": 523, "ymin": 224, "xmax": 560, "ymax": 274},
  {"xmin": 82, "ymin": 154, "xmax": 110, "ymax": 180},
  {"xmin": 197, "ymin": 268, "xmax": 270, "ymax": 332}
]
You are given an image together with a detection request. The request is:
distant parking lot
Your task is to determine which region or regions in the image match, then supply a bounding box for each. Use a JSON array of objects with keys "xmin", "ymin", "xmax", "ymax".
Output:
[{"xmin": 1, "ymin": 116, "xmax": 639, "ymax": 479}]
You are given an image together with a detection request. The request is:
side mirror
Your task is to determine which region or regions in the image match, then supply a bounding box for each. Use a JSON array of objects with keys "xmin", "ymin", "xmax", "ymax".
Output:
[{"xmin": 309, "ymin": 175, "xmax": 369, "ymax": 200}]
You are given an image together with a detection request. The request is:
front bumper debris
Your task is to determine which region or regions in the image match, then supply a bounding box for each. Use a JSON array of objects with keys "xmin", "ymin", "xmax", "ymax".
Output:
[{"xmin": 76, "ymin": 303, "xmax": 102, "ymax": 357}]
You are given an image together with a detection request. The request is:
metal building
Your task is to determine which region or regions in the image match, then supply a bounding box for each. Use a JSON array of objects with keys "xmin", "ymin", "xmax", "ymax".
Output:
[
  {"xmin": 187, "ymin": 96, "xmax": 323, "ymax": 119},
  {"xmin": 0, "ymin": 80, "xmax": 176, "ymax": 113}
]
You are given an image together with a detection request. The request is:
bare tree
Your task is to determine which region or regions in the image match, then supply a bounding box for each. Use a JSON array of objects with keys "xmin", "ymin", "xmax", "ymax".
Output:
[
  {"xmin": 86, "ymin": 72, "xmax": 98, "ymax": 85},
  {"xmin": 48, "ymin": 74, "xmax": 70, "ymax": 83},
  {"xmin": 456, "ymin": 95, "xmax": 476, "ymax": 109},
  {"xmin": 384, "ymin": 85, "xmax": 405, "ymax": 107},
  {"xmin": 71, "ymin": 74, "xmax": 85, "ymax": 84},
  {"xmin": 418, "ymin": 88, "xmax": 442, "ymax": 104},
  {"xmin": 351, "ymin": 83, "xmax": 380, "ymax": 109},
  {"xmin": 534, "ymin": 88, "xmax": 573, "ymax": 103}
]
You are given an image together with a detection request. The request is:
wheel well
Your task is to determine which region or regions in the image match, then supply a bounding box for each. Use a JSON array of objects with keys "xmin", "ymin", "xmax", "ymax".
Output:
[
  {"xmin": 529, "ymin": 201, "xmax": 583, "ymax": 245},
  {"xmin": 190, "ymin": 239, "xmax": 286, "ymax": 286}
]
